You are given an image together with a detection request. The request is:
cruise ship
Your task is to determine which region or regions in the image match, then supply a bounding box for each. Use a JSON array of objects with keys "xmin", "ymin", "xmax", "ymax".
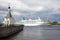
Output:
[{"xmin": 16, "ymin": 17, "xmax": 45, "ymax": 26}]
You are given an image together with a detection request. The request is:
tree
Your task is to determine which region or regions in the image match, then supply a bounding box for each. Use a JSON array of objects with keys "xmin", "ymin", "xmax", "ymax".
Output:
[{"xmin": 51, "ymin": 21, "xmax": 60, "ymax": 25}]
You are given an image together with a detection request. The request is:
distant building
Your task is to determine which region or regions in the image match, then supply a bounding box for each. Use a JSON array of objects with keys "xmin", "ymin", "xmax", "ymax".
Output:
[
  {"xmin": 4, "ymin": 4, "xmax": 14, "ymax": 25},
  {"xmin": 45, "ymin": 17, "xmax": 52, "ymax": 24}
]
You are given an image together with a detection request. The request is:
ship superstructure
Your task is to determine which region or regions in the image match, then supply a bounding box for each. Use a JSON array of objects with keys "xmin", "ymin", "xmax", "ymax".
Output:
[{"xmin": 16, "ymin": 17, "xmax": 44, "ymax": 26}]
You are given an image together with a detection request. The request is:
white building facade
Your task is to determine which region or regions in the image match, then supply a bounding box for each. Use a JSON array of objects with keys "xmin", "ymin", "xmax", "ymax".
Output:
[{"xmin": 4, "ymin": 5, "xmax": 14, "ymax": 25}]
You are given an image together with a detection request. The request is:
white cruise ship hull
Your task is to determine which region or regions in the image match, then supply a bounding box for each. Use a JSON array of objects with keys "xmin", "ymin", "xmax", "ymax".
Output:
[
  {"xmin": 23, "ymin": 22, "xmax": 44, "ymax": 26},
  {"xmin": 16, "ymin": 21, "xmax": 44, "ymax": 26}
]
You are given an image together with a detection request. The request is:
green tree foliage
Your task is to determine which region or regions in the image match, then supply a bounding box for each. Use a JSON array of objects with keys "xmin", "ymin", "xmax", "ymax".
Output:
[
  {"xmin": 0, "ymin": 22, "xmax": 3, "ymax": 26},
  {"xmin": 51, "ymin": 21, "xmax": 60, "ymax": 25}
]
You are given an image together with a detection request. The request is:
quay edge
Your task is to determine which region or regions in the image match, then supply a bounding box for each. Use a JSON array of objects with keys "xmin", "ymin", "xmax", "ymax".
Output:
[{"xmin": 0, "ymin": 25, "xmax": 24, "ymax": 38}]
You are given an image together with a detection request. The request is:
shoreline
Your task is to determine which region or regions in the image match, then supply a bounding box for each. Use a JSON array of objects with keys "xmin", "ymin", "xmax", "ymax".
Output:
[{"xmin": 51, "ymin": 25, "xmax": 60, "ymax": 26}]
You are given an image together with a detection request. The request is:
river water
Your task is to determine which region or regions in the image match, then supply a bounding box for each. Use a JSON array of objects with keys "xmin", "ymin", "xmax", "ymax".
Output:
[{"xmin": 1, "ymin": 25, "xmax": 60, "ymax": 40}]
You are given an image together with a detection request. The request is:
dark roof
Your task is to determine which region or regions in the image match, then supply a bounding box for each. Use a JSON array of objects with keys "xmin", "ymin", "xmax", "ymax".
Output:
[
  {"xmin": 5, "ymin": 12, "xmax": 12, "ymax": 18},
  {"xmin": 5, "ymin": 6, "xmax": 12, "ymax": 18}
]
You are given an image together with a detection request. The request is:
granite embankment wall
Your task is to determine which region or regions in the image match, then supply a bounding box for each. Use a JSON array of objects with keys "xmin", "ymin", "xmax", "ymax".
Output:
[{"xmin": 0, "ymin": 25, "xmax": 24, "ymax": 38}]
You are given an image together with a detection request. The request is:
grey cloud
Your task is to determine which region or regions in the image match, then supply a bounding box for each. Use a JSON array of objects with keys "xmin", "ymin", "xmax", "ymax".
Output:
[
  {"xmin": 0, "ymin": 0, "xmax": 60, "ymax": 21},
  {"xmin": 0, "ymin": 6, "xmax": 7, "ymax": 11}
]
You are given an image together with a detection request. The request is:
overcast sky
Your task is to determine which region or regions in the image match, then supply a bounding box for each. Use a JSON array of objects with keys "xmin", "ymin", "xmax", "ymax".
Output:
[{"xmin": 0, "ymin": 0, "xmax": 60, "ymax": 21}]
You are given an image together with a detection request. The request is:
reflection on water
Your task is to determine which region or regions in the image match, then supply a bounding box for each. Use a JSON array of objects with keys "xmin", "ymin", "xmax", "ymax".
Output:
[{"xmin": 1, "ymin": 25, "xmax": 60, "ymax": 40}]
